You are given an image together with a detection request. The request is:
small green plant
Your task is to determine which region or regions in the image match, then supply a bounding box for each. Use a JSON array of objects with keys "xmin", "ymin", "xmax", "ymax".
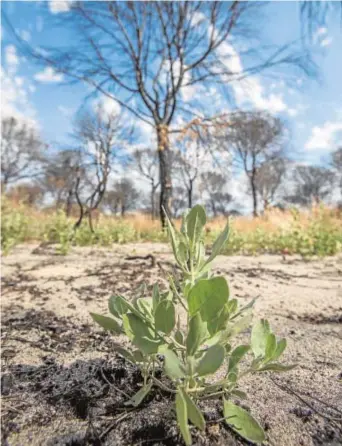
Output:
[
  {"xmin": 91, "ymin": 205, "xmax": 295, "ymax": 444},
  {"xmin": 1, "ymin": 198, "xmax": 29, "ymax": 254}
]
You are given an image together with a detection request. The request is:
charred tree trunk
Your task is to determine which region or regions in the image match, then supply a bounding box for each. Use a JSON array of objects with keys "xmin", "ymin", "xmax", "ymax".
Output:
[
  {"xmin": 188, "ymin": 179, "xmax": 193, "ymax": 209},
  {"xmin": 151, "ymin": 180, "xmax": 155, "ymax": 220},
  {"xmin": 157, "ymin": 125, "xmax": 172, "ymax": 228},
  {"xmin": 65, "ymin": 189, "xmax": 73, "ymax": 217},
  {"xmin": 250, "ymin": 173, "xmax": 258, "ymax": 217}
]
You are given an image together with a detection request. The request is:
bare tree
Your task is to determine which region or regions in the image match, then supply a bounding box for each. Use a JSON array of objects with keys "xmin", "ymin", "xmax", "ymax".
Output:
[
  {"xmin": 6, "ymin": 183, "xmax": 44, "ymax": 208},
  {"xmin": 299, "ymin": 1, "xmax": 342, "ymax": 40},
  {"xmin": 286, "ymin": 165, "xmax": 334, "ymax": 206},
  {"xmin": 72, "ymin": 104, "xmax": 129, "ymax": 231},
  {"xmin": 200, "ymin": 172, "xmax": 232, "ymax": 217},
  {"xmin": 39, "ymin": 149, "xmax": 82, "ymax": 215},
  {"xmin": 8, "ymin": 1, "xmax": 318, "ymax": 225},
  {"xmin": 218, "ymin": 111, "xmax": 285, "ymax": 217},
  {"xmin": 331, "ymin": 147, "xmax": 342, "ymax": 196},
  {"xmin": 255, "ymin": 156, "xmax": 288, "ymax": 211},
  {"xmin": 133, "ymin": 149, "xmax": 159, "ymax": 219},
  {"xmin": 105, "ymin": 178, "xmax": 139, "ymax": 217},
  {"xmin": 173, "ymin": 136, "xmax": 207, "ymax": 209},
  {"xmin": 171, "ymin": 186, "xmax": 188, "ymax": 218},
  {"xmin": 1, "ymin": 116, "xmax": 45, "ymax": 188}
]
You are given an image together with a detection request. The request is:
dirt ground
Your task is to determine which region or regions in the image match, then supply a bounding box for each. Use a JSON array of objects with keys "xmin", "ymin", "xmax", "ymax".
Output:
[{"xmin": 1, "ymin": 243, "xmax": 342, "ymax": 446}]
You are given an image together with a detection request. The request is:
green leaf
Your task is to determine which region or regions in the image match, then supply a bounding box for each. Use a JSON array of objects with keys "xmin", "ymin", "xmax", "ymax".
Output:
[
  {"xmin": 164, "ymin": 211, "xmax": 182, "ymax": 266},
  {"xmin": 231, "ymin": 389, "xmax": 248, "ymax": 400},
  {"xmin": 136, "ymin": 298, "xmax": 153, "ymax": 318},
  {"xmin": 251, "ymin": 319, "xmax": 271, "ymax": 358},
  {"xmin": 163, "ymin": 349, "xmax": 185, "ymax": 380},
  {"xmin": 125, "ymin": 381, "xmax": 152, "ymax": 407},
  {"xmin": 272, "ymin": 338, "xmax": 287, "ymax": 361},
  {"xmin": 178, "ymin": 241, "xmax": 189, "ymax": 264},
  {"xmin": 230, "ymin": 298, "xmax": 256, "ymax": 321},
  {"xmin": 155, "ymin": 300, "xmax": 175, "ymax": 335},
  {"xmin": 123, "ymin": 313, "xmax": 161, "ymax": 354},
  {"xmin": 223, "ymin": 400, "xmax": 265, "ymax": 444},
  {"xmin": 176, "ymin": 391, "xmax": 191, "ymax": 446},
  {"xmin": 206, "ymin": 312, "xmax": 252, "ymax": 348},
  {"xmin": 195, "ymin": 242, "xmax": 206, "ymax": 268},
  {"xmin": 175, "ymin": 330, "xmax": 184, "ymax": 346},
  {"xmin": 188, "ymin": 277, "xmax": 229, "ymax": 321},
  {"xmin": 207, "ymin": 303, "xmax": 230, "ymax": 336},
  {"xmin": 181, "ymin": 389, "xmax": 205, "ymax": 431},
  {"xmin": 132, "ymin": 350, "xmax": 144, "ymax": 363},
  {"xmin": 227, "ymin": 311, "xmax": 253, "ymax": 337},
  {"xmin": 256, "ymin": 363, "xmax": 296, "ymax": 372},
  {"xmin": 108, "ymin": 295, "xmax": 129, "ymax": 318},
  {"xmin": 186, "ymin": 313, "xmax": 207, "ymax": 356},
  {"xmin": 265, "ymin": 333, "xmax": 277, "ymax": 360},
  {"xmin": 226, "ymin": 298, "xmax": 238, "ymax": 316},
  {"xmin": 112, "ymin": 343, "xmax": 135, "ymax": 363},
  {"xmin": 180, "ymin": 209, "xmax": 190, "ymax": 236},
  {"xmin": 196, "ymin": 344, "xmax": 225, "ymax": 376},
  {"xmin": 186, "ymin": 205, "xmax": 206, "ymax": 242},
  {"xmin": 152, "ymin": 283, "xmax": 160, "ymax": 313},
  {"xmin": 90, "ymin": 313, "xmax": 122, "ymax": 333},
  {"xmin": 204, "ymin": 222, "xmax": 229, "ymax": 266},
  {"xmin": 228, "ymin": 345, "xmax": 250, "ymax": 373}
]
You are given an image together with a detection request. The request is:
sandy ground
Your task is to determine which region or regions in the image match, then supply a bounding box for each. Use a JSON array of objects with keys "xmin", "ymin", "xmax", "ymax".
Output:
[{"xmin": 1, "ymin": 243, "xmax": 342, "ymax": 446}]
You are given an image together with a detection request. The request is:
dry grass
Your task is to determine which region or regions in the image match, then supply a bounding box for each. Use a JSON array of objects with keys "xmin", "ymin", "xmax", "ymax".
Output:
[{"xmin": 1, "ymin": 197, "xmax": 342, "ymax": 256}]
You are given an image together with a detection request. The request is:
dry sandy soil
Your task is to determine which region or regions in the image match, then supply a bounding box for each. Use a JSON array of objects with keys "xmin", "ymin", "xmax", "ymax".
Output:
[{"xmin": 1, "ymin": 243, "xmax": 342, "ymax": 446}]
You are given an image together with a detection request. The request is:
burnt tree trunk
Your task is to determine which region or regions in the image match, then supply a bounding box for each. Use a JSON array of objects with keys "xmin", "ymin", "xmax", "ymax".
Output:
[
  {"xmin": 65, "ymin": 189, "xmax": 73, "ymax": 217},
  {"xmin": 151, "ymin": 180, "xmax": 155, "ymax": 220},
  {"xmin": 188, "ymin": 179, "xmax": 193, "ymax": 209},
  {"xmin": 157, "ymin": 125, "xmax": 172, "ymax": 228},
  {"xmin": 250, "ymin": 173, "xmax": 258, "ymax": 217}
]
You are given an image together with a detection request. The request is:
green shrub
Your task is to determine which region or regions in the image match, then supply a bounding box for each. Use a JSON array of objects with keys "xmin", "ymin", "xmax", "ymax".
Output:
[
  {"xmin": 91, "ymin": 205, "xmax": 294, "ymax": 445},
  {"xmin": 1, "ymin": 199, "xmax": 29, "ymax": 254}
]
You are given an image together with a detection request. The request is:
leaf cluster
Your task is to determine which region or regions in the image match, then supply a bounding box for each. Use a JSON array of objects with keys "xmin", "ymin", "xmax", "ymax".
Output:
[{"xmin": 86, "ymin": 205, "xmax": 295, "ymax": 443}]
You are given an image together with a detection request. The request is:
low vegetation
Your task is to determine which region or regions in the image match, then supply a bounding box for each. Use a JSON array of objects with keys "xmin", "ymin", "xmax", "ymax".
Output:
[
  {"xmin": 1, "ymin": 197, "xmax": 342, "ymax": 257},
  {"xmin": 91, "ymin": 205, "xmax": 295, "ymax": 445}
]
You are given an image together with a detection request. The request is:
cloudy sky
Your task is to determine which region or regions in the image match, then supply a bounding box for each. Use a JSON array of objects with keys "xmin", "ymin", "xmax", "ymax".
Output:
[{"xmin": 1, "ymin": 1, "xmax": 341, "ymax": 204}]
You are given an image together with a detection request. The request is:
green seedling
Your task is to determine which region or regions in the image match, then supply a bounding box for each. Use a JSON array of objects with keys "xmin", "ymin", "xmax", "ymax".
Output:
[{"xmin": 91, "ymin": 204, "xmax": 295, "ymax": 444}]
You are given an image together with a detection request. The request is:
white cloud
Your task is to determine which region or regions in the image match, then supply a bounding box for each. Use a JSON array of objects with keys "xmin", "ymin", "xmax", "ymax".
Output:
[
  {"xmin": 234, "ymin": 77, "xmax": 288, "ymax": 114},
  {"xmin": 34, "ymin": 66, "xmax": 63, "ymax": 83},
  {"xmin": 49, "ymin": 0, "xmax": 72, "ymax": 14},
  {"xmin": 216, "ymin": 41, "xmax": 243, "ymax": 75},
  {"xmin": 320, "ymin": 37, "xmax": 333, "ymax": 48},
  {"xmin": 93, "ymin": 96, "xmax": 121, "ymax": 119},
  {"xmin": 0, "ymin": 66, "xmax": 38, "ymax": 129},
  {"xmin": 288, "ymin": 108, "xmax": 298, "ymax": 117},
  {"xmin": 5, "ymin": 45, "xmax": 19, "ymax": 74},
  {"xmin": 305, "ymin": 121, "xmax": 342, "ymax": 151}
]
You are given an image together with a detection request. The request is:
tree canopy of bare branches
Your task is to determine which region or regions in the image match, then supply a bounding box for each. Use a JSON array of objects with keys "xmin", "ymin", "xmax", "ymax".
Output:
[
  {"xmin": 133, "ymin": 149, "xmax": 159, "ymax": 219},
  {"xmin": 331, "ymin": 147, "xmax": 342, "ymax": 196},
  {"xmin": 7, "ymin": 1, "xmax": 319, "ymax": 225},
  {"xmin": 286, "ymin": 165, "xmax": 335, "ymax": 206},
  {"xmin": 200, "ymin": 172, "xmax": 232, "ymax": 217},
  {"xmin": 105, "ymin": 178, "xmax": 139, "ymax": 217},
  {"xmin": 72, "ymin": 104, "xmax": 130, "ymax": 230},
  {"xmin": 255, "ymin": 156, "xmax": 288, "ymax": 211},
  {"xmin": 218, "ymin": 111, "xmax": 286, "ymax": 216},
  {"xmin": 1, "ymin": 116, "xmax": 45, "ymax": 189},
  {"xmin": 38, "ymin": 149, "xmax": 82, "ymax": 215}
]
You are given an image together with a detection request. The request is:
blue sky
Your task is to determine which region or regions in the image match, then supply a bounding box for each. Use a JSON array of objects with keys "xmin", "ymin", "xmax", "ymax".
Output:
[{"xmin": 1, "ymin": 0, "xmax": 342, "ymax": 169}]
